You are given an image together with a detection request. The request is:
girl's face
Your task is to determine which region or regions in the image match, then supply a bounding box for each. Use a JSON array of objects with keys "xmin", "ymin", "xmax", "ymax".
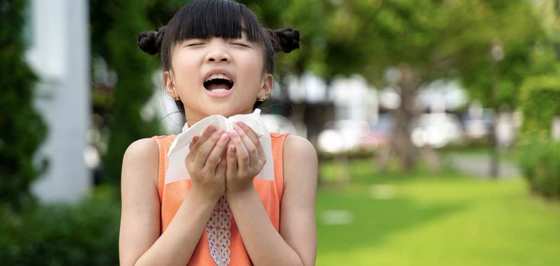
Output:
[{"xmin": 163, "ymin": 33, "xmax": 273, "ymax": 124}]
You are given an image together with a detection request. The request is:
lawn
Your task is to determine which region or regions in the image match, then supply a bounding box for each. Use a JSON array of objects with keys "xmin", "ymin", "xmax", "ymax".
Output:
[{"xmin": 316, "ymin": 159, "xmax": 560, "ymax": 266}]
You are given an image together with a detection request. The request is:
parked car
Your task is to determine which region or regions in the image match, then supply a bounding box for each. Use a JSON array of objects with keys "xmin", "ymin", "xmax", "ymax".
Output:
[
  {"xmin": 462, "ymin": 111, "xmax": 494, "ymax": 140},
  {"xmin": 411, "ymin": 113, "xmax": 463, "ymax": 148},
  {"xmin": 318, "ymin": 120, "xmax": 371, "ymax": 153},
  {"xmin": 359, "ymin": 114, "xmax": 393, "ymax": 149}
]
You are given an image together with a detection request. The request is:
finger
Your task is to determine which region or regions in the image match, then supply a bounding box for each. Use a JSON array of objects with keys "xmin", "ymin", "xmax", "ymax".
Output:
[
  {"xmin": 226, "ymin": 144, "xmax": 237, "ymax": 178},
  {"xmin": 234, "ymin": 124, "xmax": 259, "ymax": 167},
  {"xmin": 186, "ymin": 135, "xmax": 200, "ymax": 166},
  {"xmin": 203, "ymin": 133, "xmax": 230, "ymax": 173},
  {"xmin": 194, "ymin": 128, "xmax": 224, "ymax": 167},
  {"xmin": 236, "ymin": 122, "xmax": 265, "ymax": 159},
  {"xmin": 236, "ymin": 122, "xmax": 259, "ymax": 144},
  {"xmin": 216, "ymin": 150, "xmax": 227, "ymax": 178},
  {"xmin": 228, "ymin": 129, "xmax": 249, "ymax": 175},
  {"xmin": 189, "ymin": 135, "xmax": 200, "ymax": 150},
  {"xmin": 191, "ymin": 125, "xmax": 217, "ymax": 152}
]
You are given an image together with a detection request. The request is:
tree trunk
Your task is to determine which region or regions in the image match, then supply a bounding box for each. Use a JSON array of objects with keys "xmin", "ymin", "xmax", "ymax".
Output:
[
  {"xmin": 489, "ymin": 58, "xmax": 501, "ymax": 178},
  {"xmin": 379, "ymin": 64, "xmax": 421, "ymax": 172},
  {"xmin": 489, "ymin": 109, "xmax": 500, "ymax": 178}
]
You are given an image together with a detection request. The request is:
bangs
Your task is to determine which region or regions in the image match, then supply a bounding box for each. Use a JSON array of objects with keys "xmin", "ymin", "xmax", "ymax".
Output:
[
  {"xmin": 159, "ymin": 0, "xmax": 276, "ymax": 72},
  {"xmin": 169, "ymin": 0, "xmax": 263, "ymax": 45}
]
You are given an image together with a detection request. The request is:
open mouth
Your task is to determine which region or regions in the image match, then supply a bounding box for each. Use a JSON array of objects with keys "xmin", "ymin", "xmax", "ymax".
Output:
[{"xmin": 203, "ymin": 74, "xmax": 234, "ymax": 93}]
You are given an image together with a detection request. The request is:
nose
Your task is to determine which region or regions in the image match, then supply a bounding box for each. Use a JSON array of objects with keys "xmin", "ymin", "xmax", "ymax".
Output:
[{"xmin": 205, "ymin": 40, "xmax": 231, "ymax": 63}]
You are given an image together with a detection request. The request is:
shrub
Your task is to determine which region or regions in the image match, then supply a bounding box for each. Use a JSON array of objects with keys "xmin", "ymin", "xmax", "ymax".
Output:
[
  {"xmin": 520, "ymin": 75, "xmax": 560, "ymax": 136},
  {"xmin": 0, "ymin": 198, "xmax": 121, "ymax": 266},
  {"xmin": 518, "ymin": 75, "xmax": 560, "ymax": 199},
  {"xmin": 518, "ymin": 138, "xmax": 560, "ymax": 199}
]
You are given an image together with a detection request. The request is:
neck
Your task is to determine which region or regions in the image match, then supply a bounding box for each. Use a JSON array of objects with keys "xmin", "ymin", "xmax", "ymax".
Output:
[{"xmin": 184, "ymin": 107, "xmax": 255, "ymax": 127}]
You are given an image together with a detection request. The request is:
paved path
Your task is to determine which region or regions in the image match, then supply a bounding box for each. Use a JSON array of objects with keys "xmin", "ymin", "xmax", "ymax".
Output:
[{"xmin": 446, "ymin": 153, "xmax": 522, "ymax": 180}]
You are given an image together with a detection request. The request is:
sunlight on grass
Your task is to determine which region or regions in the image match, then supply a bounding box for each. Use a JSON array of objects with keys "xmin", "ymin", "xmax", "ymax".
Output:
[{"xmin": 316, "ymin": 158, "xmax": 560, "ymax": 266}]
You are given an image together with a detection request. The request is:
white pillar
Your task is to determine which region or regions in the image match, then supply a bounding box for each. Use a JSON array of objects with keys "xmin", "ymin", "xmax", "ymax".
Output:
[{"xmin": 27, "ymin": 0, "xmax": 91, "ymax": 203}]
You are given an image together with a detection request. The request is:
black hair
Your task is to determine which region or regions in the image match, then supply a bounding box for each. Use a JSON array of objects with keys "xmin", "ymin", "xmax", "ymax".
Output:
[{"xmin": 137, "ymin": 0, "xmax": 300, "ymax": 116}]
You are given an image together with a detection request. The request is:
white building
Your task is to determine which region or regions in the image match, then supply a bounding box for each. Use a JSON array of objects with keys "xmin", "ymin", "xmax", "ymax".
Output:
[{"xmin": 26, "ymin": 0, "xmax": 91, "ymax": 203}]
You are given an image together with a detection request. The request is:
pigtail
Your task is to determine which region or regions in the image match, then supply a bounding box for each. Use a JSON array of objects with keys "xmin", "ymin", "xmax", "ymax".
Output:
[
  {"xmin": 266, "ymin": 27, "xmax": 300, "ymax": 53},
  {"xmin": 137, "ymin": 25, "xmax": 167, "ymax": 55}
]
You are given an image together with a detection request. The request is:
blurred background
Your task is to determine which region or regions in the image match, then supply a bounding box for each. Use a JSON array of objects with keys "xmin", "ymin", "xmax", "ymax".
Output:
[{"xmin": 1, "ymin": 0, "xmax": 560, "ymax": 265}]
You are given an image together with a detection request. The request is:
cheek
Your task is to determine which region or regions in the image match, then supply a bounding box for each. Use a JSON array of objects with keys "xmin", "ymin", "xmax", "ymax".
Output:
[
  {"xmin": 172, "ymin": 53, "xmax": 201, "ymax": 87},
  {"xmin": 237, "ymin": 52, "xmax": 265, "ymax": 77}
]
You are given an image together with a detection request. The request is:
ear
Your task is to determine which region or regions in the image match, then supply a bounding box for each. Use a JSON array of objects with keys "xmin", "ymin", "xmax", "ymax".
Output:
[
  {"xmin": 163, "ymin": 70, "xmax": 179, "ymax": 98},
  {"xmin": 259, "ymin": 73, "xmax": 274, "ymax": 99}
]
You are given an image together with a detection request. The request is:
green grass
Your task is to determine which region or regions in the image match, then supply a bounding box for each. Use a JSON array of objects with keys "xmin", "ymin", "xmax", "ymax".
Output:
[{"xmin": 316, "ymin": 159, "xmax": 560, "ymax": 266}]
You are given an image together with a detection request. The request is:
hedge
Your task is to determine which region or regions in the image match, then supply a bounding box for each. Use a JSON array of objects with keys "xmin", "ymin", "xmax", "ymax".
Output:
[{"xmin": 518, "ymin": 75, "xmax": 560, "ymax": 199}]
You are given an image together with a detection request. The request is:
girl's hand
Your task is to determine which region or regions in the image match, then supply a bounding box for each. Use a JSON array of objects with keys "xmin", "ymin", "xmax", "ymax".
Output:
[
  {"xmin": 225, "ymin": 122, "xmax": 266, "ymax": 195},
  {"xmin": 185, "ymin": 125, "xmax": 230, "ymax": 202}
]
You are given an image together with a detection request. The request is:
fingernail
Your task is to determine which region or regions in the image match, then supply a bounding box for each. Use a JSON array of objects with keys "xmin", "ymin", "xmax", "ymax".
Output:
[
  {"xmin": 221, "ymin": 133, "xmax": 229, "ymax": 142},
  {"xmin": 207, "ymin": 125, "xmax": 216, "ymax": 133}
]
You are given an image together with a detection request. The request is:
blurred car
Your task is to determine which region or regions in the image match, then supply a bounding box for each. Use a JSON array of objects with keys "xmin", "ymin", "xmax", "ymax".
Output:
[
  {"xmin": 462, "ymin": 110, "xmax": 494, "ymax": 140},
  {"xmin": 359, "ymin": 114, "xmax": 393, "ymax": 149},
  {"xmin": 318, "ymin": 120, "xmax": 371, "ymax": 153},
  {"xmin": 411, "ymin": 113, "xmax": 463, "ymax": 148}
]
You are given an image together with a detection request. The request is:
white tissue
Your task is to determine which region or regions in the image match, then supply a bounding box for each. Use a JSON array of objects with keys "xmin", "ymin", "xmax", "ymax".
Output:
[{"xmin": 165, "ymin": 108, "xmax": 274, "ymax": 184}]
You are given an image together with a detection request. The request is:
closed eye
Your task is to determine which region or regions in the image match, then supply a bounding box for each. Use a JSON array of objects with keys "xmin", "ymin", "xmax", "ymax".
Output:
[
  {"xmin": 232, "ymin": 43, "xmax": 250, "ymax": 47},
  {"xmin": 187, "ymin": 43, "xmax": 205, "ymax": 47}
]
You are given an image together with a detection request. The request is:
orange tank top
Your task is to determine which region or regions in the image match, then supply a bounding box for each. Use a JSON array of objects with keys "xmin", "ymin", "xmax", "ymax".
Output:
[{"xmin": 151, "ymin": 132, "xmax": 290, "ymax": 265}]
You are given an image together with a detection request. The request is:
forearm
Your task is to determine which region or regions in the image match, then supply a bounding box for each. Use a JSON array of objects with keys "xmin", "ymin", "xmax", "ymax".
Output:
[
  {"xmin": 135, "ymin": 189, "xmax": 216, "ymax": 266},
  {"xmin": 227, "ymin": 187, "xmax": 304, "ymax": 266}
]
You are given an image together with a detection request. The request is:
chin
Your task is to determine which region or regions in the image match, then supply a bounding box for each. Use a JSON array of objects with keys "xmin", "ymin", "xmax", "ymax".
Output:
[{"xmin": 203, "ymin": 105, "xmax": 240, "ymax": 118}]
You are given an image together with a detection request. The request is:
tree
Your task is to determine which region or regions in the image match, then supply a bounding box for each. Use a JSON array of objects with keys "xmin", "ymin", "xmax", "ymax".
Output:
[
  {"xmin": 459, "ymin": 1, "xmax": 543, "ymax": 177},
  {"xmin": 534, "ymin": 0, "xmax": 559, "ymax": 60},
  {"xmin": 0, "ymin": 0, "xmax": 48, "ymax": 212},
  {"xmin": 342, "ymin": 0, "xmax": 541, "ymax": 172},
  {"xmin": 90, "ymin": 0, "xmax": 162, "ymax": 187}
]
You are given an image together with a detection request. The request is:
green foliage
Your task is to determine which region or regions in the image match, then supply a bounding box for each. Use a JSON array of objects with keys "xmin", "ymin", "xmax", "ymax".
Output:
[
  {"xmin": 520, "ymin": 75, "xmax": 560, "ymax": 136},
  {"xmin": 518, "ymin": 73, "xmax": 560, "ymax": 199},
  {"xmin": 458, "ymin": 0, "xmax": 543, "ymax": 105},
  {"xmin": 518, "ymin": 139, "xmax": 560, "ymax": 199},
  {"xmin": 90, "ymin": 0, "xmax": 163, "ymax": 186},
  {"xmin": 0, "ymin": 198, "xmax": 121, "ymax": 266},
  {"xmin": 0, "ymin": 0, "xmax": 48, "ymax": 212},
  {"xmin": 356, "ymin": 0, "xmax": 541, "ymax": 86}
]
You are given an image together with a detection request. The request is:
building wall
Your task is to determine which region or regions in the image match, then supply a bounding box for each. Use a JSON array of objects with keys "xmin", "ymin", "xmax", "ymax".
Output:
[{"xmin": 26, "ymin": 0, "xmax": 91, "ymax": 203}]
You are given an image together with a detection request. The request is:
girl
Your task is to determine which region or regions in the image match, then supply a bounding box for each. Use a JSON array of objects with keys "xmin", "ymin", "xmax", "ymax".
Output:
[{"xmin": 119, "ymin": 1, "xmax": 317, "ymax": 265}]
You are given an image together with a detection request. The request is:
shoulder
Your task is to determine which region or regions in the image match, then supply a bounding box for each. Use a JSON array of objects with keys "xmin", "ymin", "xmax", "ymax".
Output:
[
  {"xmin": 282, "ymin": 135, "xmax": 318, "ymax": 187},
  {"xmin": 122, "ymin": 138, "xmax": 159, "ymax": 188},
  {"xmin": 123, "ymin": 138, "xmax": 159, "ymax": 161},
  {"xmin": 283, "ymin": 135, "xmax": 316, "ymax": 158}
]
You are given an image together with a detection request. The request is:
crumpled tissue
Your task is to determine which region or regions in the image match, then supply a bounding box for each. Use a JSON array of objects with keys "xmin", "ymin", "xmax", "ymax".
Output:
[{"xmin": 165, "ymin": 108, "xmax": 273, "ymax": 184}]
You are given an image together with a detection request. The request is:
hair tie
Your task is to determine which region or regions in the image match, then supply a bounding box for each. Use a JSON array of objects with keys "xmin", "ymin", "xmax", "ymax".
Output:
[
  {"xmin": 137, "ymin": 25, "xmax": 166, "ymax": 55},
  {"xmin": 268, "ymin": 27, "xmax": 300, "ymax": 53}
]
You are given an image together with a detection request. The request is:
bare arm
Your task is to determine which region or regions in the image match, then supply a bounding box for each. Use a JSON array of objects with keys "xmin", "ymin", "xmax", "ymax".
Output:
[
  {"xmin": 277, "ymin": 135, "xmax": 318, "ymax": 266},
  {"xmin": 119, "ymin": 126, "xmax": 231, "ymax": 266},
  {"xmin": 225, "ymin": 124, "xmax": 318, "ymax": 266}
]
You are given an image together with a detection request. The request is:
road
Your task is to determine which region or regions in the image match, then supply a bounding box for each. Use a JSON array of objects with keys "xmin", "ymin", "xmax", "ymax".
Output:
[{"xmin": 446, "ymin": 153, "xmax": 522, "ymax": 180}]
